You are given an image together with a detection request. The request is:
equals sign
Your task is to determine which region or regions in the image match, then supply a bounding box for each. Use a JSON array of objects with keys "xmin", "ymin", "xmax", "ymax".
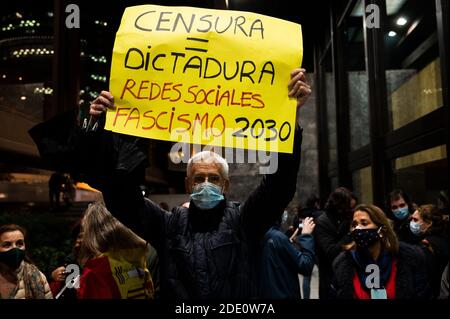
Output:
[{"xmin": 185, "ymin": 37, "xmax": 209, "ymax": 53}]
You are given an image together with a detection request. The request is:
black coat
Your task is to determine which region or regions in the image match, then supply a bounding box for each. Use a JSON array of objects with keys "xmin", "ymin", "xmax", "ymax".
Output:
[
  {"xmin": 313, "ymin": 210, "xmax": 353, "ymax": 299},
  {"xmin": 330, "ymin": 242, "xmax": 432, "ymax": 299},
  {"xmin": 394, "ymin": 218, "xmax": 420, "ymax": 245},
  {"xmin": 420, "ymin": 232, "xmax": 449, "ymax": 298}
]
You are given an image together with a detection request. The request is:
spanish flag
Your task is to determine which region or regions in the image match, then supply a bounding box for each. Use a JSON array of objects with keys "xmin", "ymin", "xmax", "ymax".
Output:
[{"xmin": 77, "ymin": 248, "xmax": 154, "ymax": 299}]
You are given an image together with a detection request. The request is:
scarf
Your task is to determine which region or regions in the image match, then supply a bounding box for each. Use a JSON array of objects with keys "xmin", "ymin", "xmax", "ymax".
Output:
[{"xmin": 351, "ymin": 249, "xmax": 393, "ymax": 290}]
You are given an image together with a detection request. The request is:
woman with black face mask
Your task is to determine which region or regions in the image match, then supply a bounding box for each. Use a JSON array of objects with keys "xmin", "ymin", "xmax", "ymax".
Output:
[
  {"xmin": 0, "ymin": 224, "xmax": 52, "ymax": 299},
  {"xmin": 330, "ymin": 204, "xmax": 432, "ymax": 299}
]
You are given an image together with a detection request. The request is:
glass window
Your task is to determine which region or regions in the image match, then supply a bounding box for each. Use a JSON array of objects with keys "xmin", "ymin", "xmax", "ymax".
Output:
[
  {"xmin": 347, "ymin": 0, "xmax": 370, "ymax": 151},
  {"xmin": 385, "ymin": 0, "xmax": 442, "ymax": 131},
  {"xmin": 392, "ymin": 145, "xmax": 447, "ymax": 204},
  {"xmin": 78, "ymin": 3, "xmax": 117, "ymax": 118},
  {"xmin": 352, "ymin": 166, "xmax": 373, "ymax": 204},
  {"xmin": 331, "ymin": 176, "xmax": 339, "ymax": 192},
  {"xmin": 0, "ymin": 1, "xmax": 53, "ymax": 156},
  {"xmin": 323, "ymin": 50, "xmax": 337, "ymax": 169}
]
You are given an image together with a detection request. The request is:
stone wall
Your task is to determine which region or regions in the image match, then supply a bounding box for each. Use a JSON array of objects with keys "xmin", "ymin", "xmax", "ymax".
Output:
[{"xmin": 227, "ymin": 77, "xmax": 319, "ymax": 217}]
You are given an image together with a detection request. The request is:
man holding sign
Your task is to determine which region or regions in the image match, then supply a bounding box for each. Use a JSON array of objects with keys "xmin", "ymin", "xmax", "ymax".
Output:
[
  {"xmin": 31, "ymin": 5, "xmax": 311, "ymax": 299},
  {"xmin": 87, "ymin": 66, "xmax": 309, "ymax": 299}
]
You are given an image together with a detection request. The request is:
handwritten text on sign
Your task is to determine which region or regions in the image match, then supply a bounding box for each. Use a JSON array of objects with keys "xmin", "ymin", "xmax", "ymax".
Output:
[{"xmin": 105, "ymin": 5, "xmax": 303, "ymax": 153}]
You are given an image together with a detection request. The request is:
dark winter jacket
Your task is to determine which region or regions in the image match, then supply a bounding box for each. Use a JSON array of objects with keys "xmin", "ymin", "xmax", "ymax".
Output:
[
  {"xmin": 394, "ymin": 218, "xmax": 420, "ymax": 245},
  {"xmin": 258, "ymin": 226, "xmax": 315, "ymax": 299},
  {"xmin": 330, "ymin": 242, "xmax": 432, "ymax": 299},
  {"xmin": 439, "ymin": 262, "xmax": 449, "ymax": 299},
  {"xmin": 419, "ymin": 232, "xmax": 449, "ymax": 298},
  {"xmin": 313, "ymin": 210, "xmax": 353, "ymax": 299}
]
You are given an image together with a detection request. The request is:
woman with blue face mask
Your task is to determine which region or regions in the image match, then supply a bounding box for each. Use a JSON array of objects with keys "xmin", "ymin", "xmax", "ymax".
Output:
[
  {"xmin": 0, "ymin": 224, "xmax": 53, "ymax": 299},
  {"xmin": 410, "ymin": 204, "xmax": 449, "ymax": 298},
  {"xmin": 387, "ymin": 189, "xmax": 418, "ymax": 244}
]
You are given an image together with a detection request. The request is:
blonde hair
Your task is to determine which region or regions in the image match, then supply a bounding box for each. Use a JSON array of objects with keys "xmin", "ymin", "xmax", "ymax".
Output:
[
  {"xmin": 78, "ymin": 202, "xmax": 148, "ymax": 265},
  {"xmin": 345, "ymin": 204, "xmax": 399, "ymax": 254}
]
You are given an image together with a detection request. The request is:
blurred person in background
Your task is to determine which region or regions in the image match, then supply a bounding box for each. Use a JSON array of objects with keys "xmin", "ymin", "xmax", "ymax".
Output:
[
  {"xmin": 314, "ymin": 187, "xmax": 354, "ymax": 299},
  {"xmin": 49, "ymin": 220, "xmax": 83, "ymax": 299},
  {"xmin": 410, "ymin": 204, "xmax": 449, "ymax": 298},
  {"xmin": 77, "ymin": 202, "xmax": 154, "ymax": 299},
  {"xmin": 258, "ymin": 216, "xmax": 315, "ymax": 299},
  {"xmin": 386, "ymin": 189, "xmax": 417, "ymax": 244}
]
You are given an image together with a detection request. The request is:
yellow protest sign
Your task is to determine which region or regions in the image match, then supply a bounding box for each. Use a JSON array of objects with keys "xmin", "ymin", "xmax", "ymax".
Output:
[{"xmin": 105, "ymin": 5, "xmax": 303, "ymax": 153}]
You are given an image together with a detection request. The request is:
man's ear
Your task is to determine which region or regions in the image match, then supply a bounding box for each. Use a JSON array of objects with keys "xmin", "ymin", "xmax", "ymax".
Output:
[{"xmin": 185, "ymin": 176, "xmax": 192, "ymax": 194}]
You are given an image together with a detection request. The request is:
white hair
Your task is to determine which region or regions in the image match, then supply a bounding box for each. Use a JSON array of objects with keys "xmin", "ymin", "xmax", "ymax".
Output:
[{"xmin": 187, "ymin": 151, "xmax": 229, "ymax": 179}]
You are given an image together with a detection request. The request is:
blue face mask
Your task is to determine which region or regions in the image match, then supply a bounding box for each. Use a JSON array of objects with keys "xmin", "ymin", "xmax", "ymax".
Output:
[
  {"xmin": 392, "ymin": 206, "xmax": 409, "ymax": 221},
  {"xmin": 190, "ymin": 182, "xmax": 224, "ymax": 210},
  {"xmin": 409, "ymin": 221, "xmax": 423, "ymax": 236}
]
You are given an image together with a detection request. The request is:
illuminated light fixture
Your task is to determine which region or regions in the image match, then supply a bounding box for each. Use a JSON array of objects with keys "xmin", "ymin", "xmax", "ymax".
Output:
[
  {"xmin": 0, "ymin": 193, "xmax": 7, "ymax": 199},
  {"xmin": 20, "ymin": 96, "xmax": 26, "ymax": 100},
  {"xmin": 18, "ymin": 76, "xmax": 22, "ymax": 80},
  {"xmin": 2, "ymin": 74, "xmax": 5, "ymax": 78},
  {"xmin": 396, "ymin": 17, "xmax": 407, "ymax": 26},
  {"xmin": 388, "ymin": 31, "xmax": 397, "ymax": 37}
]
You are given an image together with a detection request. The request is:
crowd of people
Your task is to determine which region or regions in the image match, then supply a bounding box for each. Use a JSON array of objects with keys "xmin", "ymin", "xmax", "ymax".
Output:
[
  {"xmin": 1, "ymin": 68, "xmax": 448, "ymax": 300},
  {"xmin": 2, "ymin": 186, "xmax": 448, "ymax": 300}
]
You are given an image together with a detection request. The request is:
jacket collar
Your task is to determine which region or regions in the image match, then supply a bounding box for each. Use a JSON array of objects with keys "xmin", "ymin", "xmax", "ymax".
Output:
[{"xmin": 188, "ymin": 199, "xmax": 226, "ymax": 232}]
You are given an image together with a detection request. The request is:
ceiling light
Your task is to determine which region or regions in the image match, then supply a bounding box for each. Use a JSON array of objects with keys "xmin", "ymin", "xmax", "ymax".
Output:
[
  {"xmin": 388, "ymin": 31, "xmax": 397, "ymax": 37},
  {"xmin": 396, "ymin": 17, "xmax": 407, "ymax": 26}
]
